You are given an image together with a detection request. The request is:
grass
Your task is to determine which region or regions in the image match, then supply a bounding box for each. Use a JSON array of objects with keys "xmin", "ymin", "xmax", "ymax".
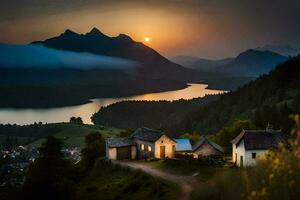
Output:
[
  {"xmin": 27, "ymin": 123, "xmax": 124, "ymax": 148},
  {"xmin": 190, "ymin": 167, "xmax": 249, "ymax": 200},
  {"xmin": 76, "ymin": 159, "xmax": 179, "ymax": 200},
  {"xmin": 149, "ymin": 159, "xmax": 224, "ymax": 181}
]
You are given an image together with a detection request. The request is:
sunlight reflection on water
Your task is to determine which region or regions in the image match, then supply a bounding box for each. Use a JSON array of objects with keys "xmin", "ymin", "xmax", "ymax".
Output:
[{"xmin": 0, "ymin": 83, "xmax": 225, "ymax": 125}]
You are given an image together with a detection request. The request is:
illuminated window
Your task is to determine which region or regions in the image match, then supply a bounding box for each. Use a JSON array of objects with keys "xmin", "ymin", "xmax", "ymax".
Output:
[
  {"xmin": 148, "ymin": 146, "xmax": 152, "ymax": 151},
  {"xmin": 140, "ymin": 144, "xmax": 145, "ymax": 150}
]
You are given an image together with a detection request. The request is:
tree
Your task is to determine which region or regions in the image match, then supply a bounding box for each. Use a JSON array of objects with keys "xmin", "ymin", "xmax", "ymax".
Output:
[
  {"xmin": 81, "ymin": 132, "xmax": 105, "ymax": 170},
  {"xmin": 69, "ymin": 116, "xmax": 83, "ymax": 124},
  {"xmin": 213, "ymin": 120, "xmax": 255, "ymax": 153},
  {"xmin": 23, "ymin": 136, "xmax": 75, "ymax": 200},
  {"xmin": 247, "ymin": 115, "xmax": 300, "ymax": 200}
]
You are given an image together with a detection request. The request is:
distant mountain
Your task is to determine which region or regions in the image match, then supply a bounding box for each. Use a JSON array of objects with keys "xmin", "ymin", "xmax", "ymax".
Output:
[
  {"xmin": 0, "ymin": 43, "xmax": 139, "ymax": 70},
  {"xmin": 170, "ymin": 55, "xmax": 200, "ymax": 67},
  {"xmin": 33, "ymin": 28, "xmax": 196, "ymax": 81},
  {"xmin": 256, "ymin": 45, "xmax": 300, "ymax": 57},
  {"xmin": 188, "ymin": 57, "xmax": 234, "ymax": 72},
  {"xmin": 33, "ymin": 28, "xmax": 169, "ymax": 64},
  {"xmin": 217, "ymin": 49, "xmax": 287, "ymax": 77},
  {"xmin": 188, "ymin": 49, "xmax": 287, "ymax": 77}
]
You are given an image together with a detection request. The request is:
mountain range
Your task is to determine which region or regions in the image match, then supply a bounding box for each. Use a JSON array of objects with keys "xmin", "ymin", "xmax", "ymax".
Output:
[
  {"xmin": 32, "ymin": 28, "xmax": 197, "ymax": 81},
  {"xmin": 176, "ymin": 49, "xmax": 287, "ymax": 77},
  {"xmin": 256, "ymin": 44, "xmax": 300, "ymax": 57}
]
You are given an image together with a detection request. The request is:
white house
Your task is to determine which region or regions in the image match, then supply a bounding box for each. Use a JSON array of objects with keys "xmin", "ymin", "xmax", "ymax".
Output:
[
  {"xmin": 106, "ymin": 127, "xmax": 176, "ymax": 160},
  {"xmin": 231, "ymin": 127, "xmax": 288, "ymax": 167}
]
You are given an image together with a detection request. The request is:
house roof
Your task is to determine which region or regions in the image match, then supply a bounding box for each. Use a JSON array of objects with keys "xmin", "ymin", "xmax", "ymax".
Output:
[
  {"xmin": 174, "ymin": 139, "xmax": 192, "ymax": 151},
  {"xmin": 231, "ymin": 130, "xmax": 288, "ymax": 150},
  {"xmin": 131, "ymin": 127, "xmax": 164, "ymax": 142},
  {"xmin": 106, "ymin": 138, "xmax": 134, "ymax": 148},
  {"xmin": 193, "ymin": 136, "xmax": 224, "ymax": 153}
]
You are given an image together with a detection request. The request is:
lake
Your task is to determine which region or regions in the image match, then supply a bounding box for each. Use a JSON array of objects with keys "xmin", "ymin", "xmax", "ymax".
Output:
[{"xmin": 0, "ymin": 83, "xmax": 225, "ymax": 125}]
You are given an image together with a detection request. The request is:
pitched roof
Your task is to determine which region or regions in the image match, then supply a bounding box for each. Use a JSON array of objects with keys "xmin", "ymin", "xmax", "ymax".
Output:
[
  {"xmin": 193, "ymin": 136, "xmax": 224, "ymax": 153},
  {"xmin": 106, "ymin": 138, "xmax": 134, "ymax": 148},
  {"xmin": 231, "ymin": 130, "xmax": 288, "ymax": 150},
  {"xmin": 131, "ymin": 127, "xmax": 164, "ymax": 142},
  {"xmin": 174, "ymin": 139, "xmax": 192, "ymax": 151}
]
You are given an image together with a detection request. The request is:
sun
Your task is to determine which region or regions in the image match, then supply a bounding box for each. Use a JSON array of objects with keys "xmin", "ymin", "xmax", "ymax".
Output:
[{"xmin": 144, "ymin": 37, "xmax": 150, "ymax": 42}]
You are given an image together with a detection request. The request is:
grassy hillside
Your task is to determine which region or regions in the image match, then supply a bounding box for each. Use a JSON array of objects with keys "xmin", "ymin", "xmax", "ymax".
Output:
[
  {"xmin": 77, "ymin": 160, "xmax": 179, "ymax": 200},
  {"xmin": 0, "ymin": 123, "xmax": 124, "ymax": 148}
]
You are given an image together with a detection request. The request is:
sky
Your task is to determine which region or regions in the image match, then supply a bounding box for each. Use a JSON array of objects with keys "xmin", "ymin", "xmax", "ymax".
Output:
[{"xmin": 0, "ymin": 0, "xmax": 299, "ymax": 59}]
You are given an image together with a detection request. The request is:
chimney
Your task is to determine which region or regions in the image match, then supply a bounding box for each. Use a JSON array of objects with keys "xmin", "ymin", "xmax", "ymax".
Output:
[{"xmin": 266, "ymin": 123, "xmax": 273, "ymax": 132}]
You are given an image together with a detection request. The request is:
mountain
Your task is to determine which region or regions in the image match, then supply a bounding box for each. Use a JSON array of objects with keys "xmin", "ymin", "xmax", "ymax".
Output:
[
  {"xmin": 0, "ymin": 43, "xmax": 139, "ymax": 70},
  {"xmin": 217, "ymin": 49, "xmax": 287, "ymax": 77},
  {"xmin": 170, "ymin": 55, "xmax": 200, "ymax": 67},
  {"xmin": 33, "ymin": 28, "xmax": 197, "ymax": 81},
  {"xmin": 33, "ymin": 28, "xmax": 169, "ymax": 64},
  {"xmin": 188, "ymin": 49, "xmax": 287, "ymax": 77},
  {"xmin": 188, "ymin": 57, "xmax": 234, "ymax": 71},
  {"xmin": 256, "ymin": 44, "xmax": 300, "ymax": 57}
]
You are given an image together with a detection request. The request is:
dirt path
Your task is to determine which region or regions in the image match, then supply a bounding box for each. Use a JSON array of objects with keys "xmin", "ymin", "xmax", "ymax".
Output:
[{"xmin": 116, "ymin": 161, "xmax": 197, "ymax": 200}]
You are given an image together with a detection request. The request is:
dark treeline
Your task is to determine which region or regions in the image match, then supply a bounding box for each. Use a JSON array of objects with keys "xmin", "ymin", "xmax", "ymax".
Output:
[
  {"xmin": 91, "ymin": 95, "xmax": 219, "ymax": 135},
  {"xmin": 92, "ymin": 56, "xmax": 300, "ymax": 137}
]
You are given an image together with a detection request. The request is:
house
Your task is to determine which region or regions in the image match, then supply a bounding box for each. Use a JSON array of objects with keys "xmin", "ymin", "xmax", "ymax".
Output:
[
  {"xmin": 231, "ymin": 127, "xmax": 288, "ymax": 167},
  {"xmin": 192, "ymin": 136, "xmax": 224, "ymax": 158},
  {"xmin": 106, "ymin": 127, "xmax": 176, "ymax": 160},
  {"xmin": 106, "ymin": 138, "xmax": 137, "ymax": 160}
]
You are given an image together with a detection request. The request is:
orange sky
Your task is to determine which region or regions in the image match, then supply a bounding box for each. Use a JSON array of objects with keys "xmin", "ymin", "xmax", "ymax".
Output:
[{"xmin": 0, "ymin": 0, "xmax": 299, "ymax": 59}]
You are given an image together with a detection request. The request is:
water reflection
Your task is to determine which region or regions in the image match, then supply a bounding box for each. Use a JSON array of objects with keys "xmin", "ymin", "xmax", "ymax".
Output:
[{"xmin": 0, "ymin": 83, "xmax": 224, "ymax": 125}]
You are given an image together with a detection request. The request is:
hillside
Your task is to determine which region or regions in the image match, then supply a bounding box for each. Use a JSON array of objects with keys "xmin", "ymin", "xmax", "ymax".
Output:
[
  {"xmin": 91, "ymin": 95, "xmax": 219, "ymax": 133},
  {"xmin": 0, "ymin": 123, "xmax": 124, "ymax": 148},
  {"xmin": 92, "ymin": 56, "xmax": 300, "ymax": 135},
  {"xmin": 180, "ymin": 55, "xmax": 300, "ymax": 134}
]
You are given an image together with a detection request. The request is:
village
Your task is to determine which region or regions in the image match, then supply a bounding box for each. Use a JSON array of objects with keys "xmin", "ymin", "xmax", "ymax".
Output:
[{"xmin": 106, "ymin": 125, "xmax": 287, "ymax": 167}]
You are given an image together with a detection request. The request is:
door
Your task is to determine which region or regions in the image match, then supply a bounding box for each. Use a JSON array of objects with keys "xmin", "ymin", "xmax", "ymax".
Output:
[
  {"xmin": 117, "ymin": 146, "xmax": 131, "ymax": 160},
  {"xmin": 235, "ymin": 153, "xmax": 237, "ymax": 164},
  {"xmin": 160, "ymin": 146, "xmax": 166, "ymax": 158},
  {"xmin": 240, "ymin": 156, "xmax": 243, "ymax": 167}
]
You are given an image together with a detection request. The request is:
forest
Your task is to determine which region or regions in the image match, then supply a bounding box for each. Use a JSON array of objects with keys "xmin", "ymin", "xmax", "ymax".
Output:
[{"xmin": 92, "ymin": 56, "xmax": 300, "ymax": 139}]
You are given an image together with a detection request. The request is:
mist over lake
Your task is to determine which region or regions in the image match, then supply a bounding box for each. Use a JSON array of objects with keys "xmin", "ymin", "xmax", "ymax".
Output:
[{"xmin": 0, "ymin": 44, "xmax": 139, "ymax": 70}]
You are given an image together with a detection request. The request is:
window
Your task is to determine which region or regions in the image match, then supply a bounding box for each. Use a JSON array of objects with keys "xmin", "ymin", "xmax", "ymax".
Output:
[
  {"xmin": 172, "ymin": 145, "xmax": 175, "ymax": 152},
  {"xmin": 252, "ymin": 153, "xmax": 256, "ymax": 159},
  {"xmin": 148, "ymin": 145, "xmax": 152, "ymax": 151},
  {"xmin": 140, "ymin": 144, "xmax": 145, "ymax": 150}
]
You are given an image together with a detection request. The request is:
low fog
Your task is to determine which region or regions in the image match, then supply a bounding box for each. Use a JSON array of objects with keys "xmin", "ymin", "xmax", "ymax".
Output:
[{"xmin": 0, "ymin": 44, "xmax": 139, "ymax": 70}]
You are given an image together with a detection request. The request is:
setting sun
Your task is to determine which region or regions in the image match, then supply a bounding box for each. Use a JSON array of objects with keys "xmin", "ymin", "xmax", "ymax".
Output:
[{"xmin": 144, "ymin": 37, "xmax": 150, "ymax": 42}]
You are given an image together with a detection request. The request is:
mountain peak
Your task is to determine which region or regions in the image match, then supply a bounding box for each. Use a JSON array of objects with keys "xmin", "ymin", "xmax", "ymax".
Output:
[
  {"xmin": 62, "ymin": 29, "xmax": 79, "ymax": 36},
  {"xmin": 89, "ymin": 27, "xmax": 103, "ymax": 35},
  {"xmin": 116, "ymin": 34, "xmax": 133, "ymax": 42}
]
